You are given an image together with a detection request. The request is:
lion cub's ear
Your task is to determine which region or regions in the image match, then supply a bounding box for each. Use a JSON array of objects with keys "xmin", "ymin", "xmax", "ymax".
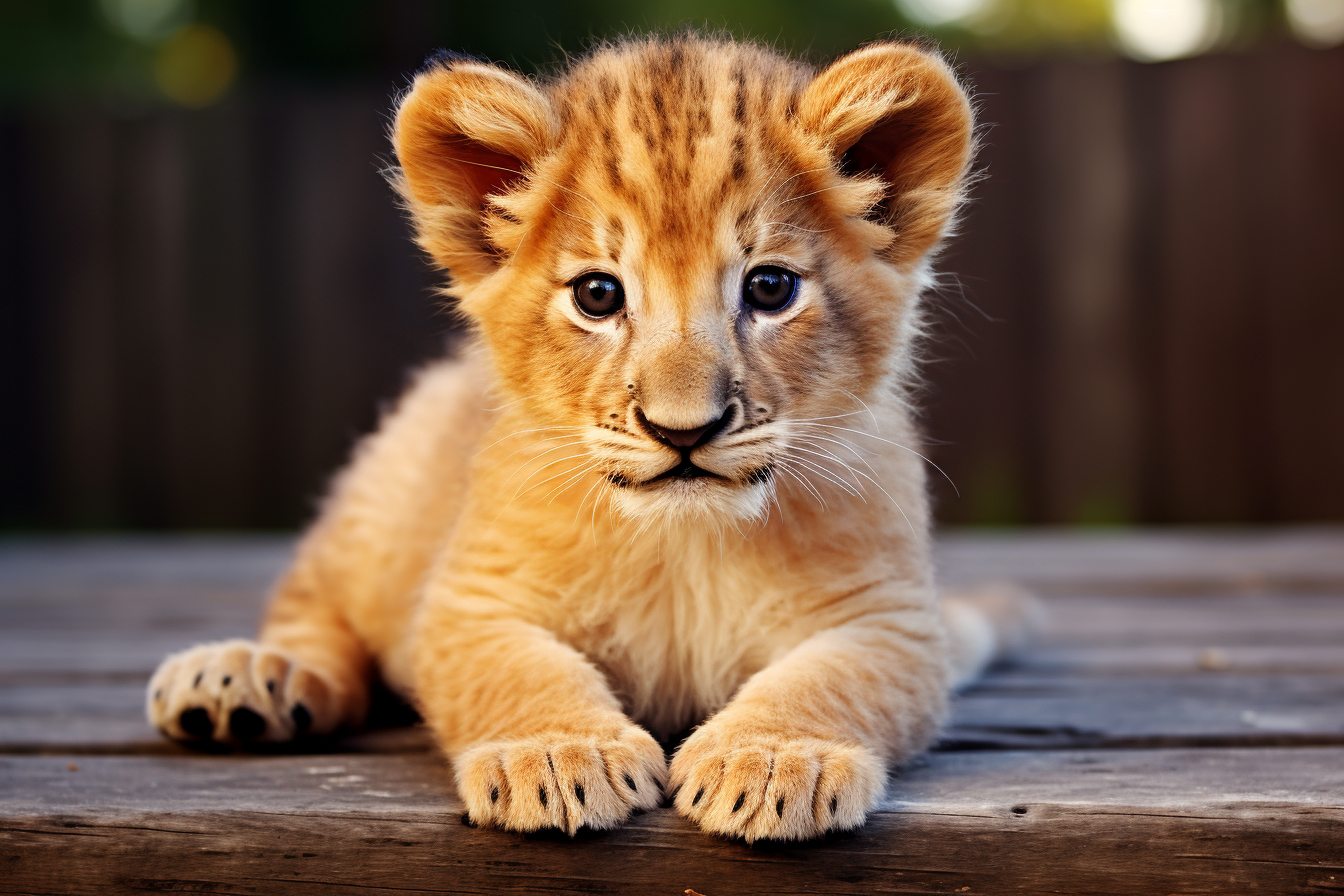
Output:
[
  {"xmin": 393, "ymin": 55, "xmax": 557, "ymax": 286},
  {"xmin": 800, "ymin": 43, "xmax": 974, "ymax": 267}
]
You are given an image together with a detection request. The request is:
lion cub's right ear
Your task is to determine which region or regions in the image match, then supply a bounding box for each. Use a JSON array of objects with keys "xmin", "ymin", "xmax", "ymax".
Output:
[{"xmin": 393, "ymin": 55, "xmax": 556, "ymax": 287}]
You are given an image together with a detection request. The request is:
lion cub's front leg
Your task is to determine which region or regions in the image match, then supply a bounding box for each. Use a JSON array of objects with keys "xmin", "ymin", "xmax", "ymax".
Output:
[
  {"xmin": 670, "ymin": 608, "xmax": 949, "ymax": 841},
  {"xmin": 416, "ymin": 605, "xmax": 666, "ymax": 834}
]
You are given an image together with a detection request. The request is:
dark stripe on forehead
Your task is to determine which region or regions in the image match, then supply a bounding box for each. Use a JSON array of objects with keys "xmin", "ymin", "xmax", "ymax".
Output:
[
  {"xmin": 600, "ymin": 73, "xmax": 620, "ymax": 105},
  {"xmin": 731, "ymin": 134, "xmax": 746, "ymax": 182},
  {"xmin": 732, "ymin": 64, "xmax": 747, "ymax": 123}
]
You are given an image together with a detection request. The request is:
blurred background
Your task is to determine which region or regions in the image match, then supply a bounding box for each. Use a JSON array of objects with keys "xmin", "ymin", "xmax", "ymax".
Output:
[{"xmin": 1, "ymin": 0, "xmax": 1341, "ymax": 531}]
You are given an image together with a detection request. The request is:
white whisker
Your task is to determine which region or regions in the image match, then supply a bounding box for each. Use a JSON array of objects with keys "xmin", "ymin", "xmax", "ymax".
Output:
[{"xmin": 790, "ymin": 423, "xmax": 959, "ymax": 497}]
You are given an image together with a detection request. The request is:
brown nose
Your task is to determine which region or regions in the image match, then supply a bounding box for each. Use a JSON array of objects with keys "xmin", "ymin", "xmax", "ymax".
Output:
[{"xmin": 638, "ymin": 407, "xmax": 734, "ymax": 450}]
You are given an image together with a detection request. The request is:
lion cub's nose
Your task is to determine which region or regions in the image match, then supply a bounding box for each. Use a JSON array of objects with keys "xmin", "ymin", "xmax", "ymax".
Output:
[{"xmin": 638, "ymin": 406, "xmax": 735, "ymax": 449}]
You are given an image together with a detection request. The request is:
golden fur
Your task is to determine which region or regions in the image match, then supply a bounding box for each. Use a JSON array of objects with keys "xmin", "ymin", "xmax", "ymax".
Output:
[{"xmin": 147, "ymin": 35, "xmax": 1036, "ymax": 841}]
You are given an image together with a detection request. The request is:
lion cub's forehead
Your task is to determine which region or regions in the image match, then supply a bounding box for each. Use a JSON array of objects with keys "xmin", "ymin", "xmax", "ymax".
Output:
[{"xmin": 540, "ymin": 39, "xmax": 815, "ymax": 266}]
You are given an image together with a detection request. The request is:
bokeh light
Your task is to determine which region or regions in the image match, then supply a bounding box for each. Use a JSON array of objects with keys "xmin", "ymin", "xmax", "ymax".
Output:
[
  {"xmin": 896, "ymin": 0, "xmax": 994, "ymax": 26},
  {"xmin": 99, "ymin": 0, "xmax": 194, "ymax": 43},
  {"xmin": 153, "ymin": 23, "xmax": 237, "ymax": 107},
  {"xmin": 1286, "ymin": 0, "xmax": 1344, "ymax": 46},
  {"xmin": 1113, "ymin": 0, "xmax": 1221, "ymax": 60}
]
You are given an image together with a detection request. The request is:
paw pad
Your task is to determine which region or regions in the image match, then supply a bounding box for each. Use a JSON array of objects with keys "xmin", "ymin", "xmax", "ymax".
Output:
[
  {"xmin": 179, "ymin": 707, "xmax": 212, "ymax": 738},
  {"xmin": 228, "ymin": 707, "xmax": 266, "ymax": 740}
]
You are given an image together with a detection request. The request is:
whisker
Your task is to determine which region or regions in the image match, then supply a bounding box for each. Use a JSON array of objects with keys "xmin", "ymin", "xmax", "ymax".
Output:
[
  {"xmin": 495, "ymin": 452, "xmax": 591, "ymax": 519},
  {"xmin": 840, "ymin": 389, "xmax": 880, "ymax": 429},
  {"xmin": 784, "ymin": 409, "xmax": 869, "ymax": 424},
  {"xmin": 788, "ymin": 443, "xmax": 868, "ymax": 493},
  {"xmin": 473, "ymin": 425, "xmax": 587, "ymax": 459},
  {"xmin": 543, "ymin": 462, "xmax": 601, "ymax": 507},
  {"xmin": 789, "ymin": 423, "xmax": 959, "ymax": 497},
  {"xmin": 499, "ymin": 440, "xmax": 590, "ymax": 484},
  {"xmin": 787, "ymin": 453, "xmax": 864, "ymax": 500},
  {"xmin": 775, "ymin": 460, "xmax": 827, "ymax": 511}
]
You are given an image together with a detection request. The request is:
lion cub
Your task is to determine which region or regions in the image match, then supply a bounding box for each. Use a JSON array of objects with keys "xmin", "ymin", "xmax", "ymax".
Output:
[{"xmin": 148, "ymin": 35, "xmax": 1032, "ymax": 841}]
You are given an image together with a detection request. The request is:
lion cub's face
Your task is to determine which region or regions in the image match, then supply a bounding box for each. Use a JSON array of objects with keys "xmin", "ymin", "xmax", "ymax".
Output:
[{"xmin": 394, "ymin": 39, "xmax": 973, "ymax": 523}]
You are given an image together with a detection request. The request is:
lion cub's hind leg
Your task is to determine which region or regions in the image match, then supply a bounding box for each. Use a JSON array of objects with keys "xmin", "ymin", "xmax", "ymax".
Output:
[{"xmin": 147, "ymin": 583, "xmax": 372, "ymax": 745}]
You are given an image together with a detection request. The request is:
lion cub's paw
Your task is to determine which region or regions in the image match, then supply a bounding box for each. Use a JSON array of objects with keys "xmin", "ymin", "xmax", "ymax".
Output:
[
  {"xmin": 670, "ymin": 724, "xmax": 886, "ymax": 842},
  {"xmin": 456, "ymin": 726, "xmax": 667, "ymax": 835},
  {"xmin": 147, "ymin": 640, "xmax": 341, "ymax": 744}
]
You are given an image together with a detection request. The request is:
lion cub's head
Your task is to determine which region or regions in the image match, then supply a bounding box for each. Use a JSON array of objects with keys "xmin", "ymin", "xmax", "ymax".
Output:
[{"xmin": 393, "ymin": 36, "xmax": 972, "ymax": 523}]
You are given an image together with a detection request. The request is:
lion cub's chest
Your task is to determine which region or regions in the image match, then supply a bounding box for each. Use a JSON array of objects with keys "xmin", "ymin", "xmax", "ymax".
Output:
[{"xmin": 559, "ymin": 540, "xmax": 795, "ymax": 739}]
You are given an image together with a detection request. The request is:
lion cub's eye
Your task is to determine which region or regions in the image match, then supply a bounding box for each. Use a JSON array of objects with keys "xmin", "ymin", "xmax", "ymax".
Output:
[
  {"xmin": 743, "ymin": 266, "xmax": 798, "ymax": 312},
  {"xmin": 572, "ymin": 273, "xmax": 626, "ymax": 318}
]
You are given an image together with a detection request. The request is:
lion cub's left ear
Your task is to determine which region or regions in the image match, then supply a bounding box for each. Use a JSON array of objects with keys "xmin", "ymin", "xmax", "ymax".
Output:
[{"xmin": 800, "ymin": 43, "xmax": 974, "ymax": 267}]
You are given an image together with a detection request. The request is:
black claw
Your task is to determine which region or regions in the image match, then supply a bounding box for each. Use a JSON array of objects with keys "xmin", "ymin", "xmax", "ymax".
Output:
[
  {"xmin": 830, "ymin": 795, "xmax": 838, "ymax": 815},
  {"xmin": 179, "ymin": 707, "xmax": 212, "ymax": 738},
  {"xmin": 228, "ymin": 707, "xmax": 265, "ymax": 740},
  {"xmin": 624, "ymin": 773, "xmax": 638, "ymax": 792},
  {"xmin": 266, "ymin": 680, "xmax": 275, "ymax": 694},
  {"xmin": 290, "ymin": 703, "xmax": 312, "ymax": 733},
  {"xmin": 192, "ymin": 672, "xmax": 203, "ymax": 688},
  {"xmin": 575, "ymin": 784, "xmax": 586, "ymax": 805},
  {"xmin": 538, "ymin": 786, "xmax": 548, "ymax": 808},
  {"xmin": 732, "ymin": 792, "xmax": 746, "ymax": 813},
  {"xmin": 153, "ymin": 689, "xmax": 162, "ymax": 701},
  {"xmin": 692, "ymin": 788, "xmax": 704, "ymax": 806},
  {"xmin": 222, "ymin": 675, "xmax": 231, "ymax": 687},
  {"xmin": 460, "ymin": 812, "xmax": 477, "ymax": 828},
  {"xmin": 776, "ymin": 797, "xmax": 785, "ymax": 817},
  {"xmin": 490, "ymin": 787, "xmax": 499, "ymax": 804}
]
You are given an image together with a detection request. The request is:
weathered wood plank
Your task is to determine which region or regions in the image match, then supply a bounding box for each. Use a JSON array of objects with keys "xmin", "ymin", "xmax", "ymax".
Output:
[
  {"xmin": 2, "ymin": 749, "xmax": 1341, "ymax": 896},
  {"xmin": 7, "ymin": 532, "xmax": 1343, "ymax": 613},
  {"xmin": 5, "ymin": 667, "xmax": 1343, "ymax": 753},
  {"xmin": 1, "ymin": 536, "xmax": 1343, "ymax": 892},
  {"xmin": 3, "ymin": 536, "xmax": 1342, "ymax": 752},
  {"xmin": 936, "ymin": 529, "xmax": 1344, "ymax": 593},
  {"xmin": 9, "ymin": 592, "xmax": 1343, "ymax": 680}
]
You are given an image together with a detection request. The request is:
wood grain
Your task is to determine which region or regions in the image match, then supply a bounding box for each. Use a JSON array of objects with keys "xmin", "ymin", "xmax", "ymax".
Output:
[{"xmin": 3, "ymin": 749, "xmax": 1342, "ymax": 896}]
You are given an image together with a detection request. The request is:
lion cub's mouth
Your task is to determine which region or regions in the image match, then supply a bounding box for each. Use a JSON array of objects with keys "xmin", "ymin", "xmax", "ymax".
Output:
[
  {"xmin": 606, "ymin": 462, "xmax": 773, "ymax": 489},
  {"xmin": 649, "ymin": 459, "xmax": 725, "ymax": 483}
]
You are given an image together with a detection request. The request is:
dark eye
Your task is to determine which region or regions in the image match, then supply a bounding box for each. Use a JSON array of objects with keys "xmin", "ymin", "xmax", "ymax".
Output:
[
  {"xmin": 572, "ymin": 273, "xmax": 625, "ymax": 318},
  {"xmin": 743, "ymin": 266, "xmax": 798, "ymax": 312}
]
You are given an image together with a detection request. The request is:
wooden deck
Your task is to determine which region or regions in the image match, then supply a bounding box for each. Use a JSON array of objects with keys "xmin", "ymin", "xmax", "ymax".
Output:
[{"xmin": 2, "ymin": 532, "xmax": 1343, "ymax": 894}]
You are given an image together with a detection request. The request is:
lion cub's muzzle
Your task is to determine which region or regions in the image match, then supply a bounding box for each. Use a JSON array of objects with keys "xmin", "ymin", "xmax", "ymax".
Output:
[{"xmin": 630, "ymin": 405, "xmax": 739, "ymax": 484}]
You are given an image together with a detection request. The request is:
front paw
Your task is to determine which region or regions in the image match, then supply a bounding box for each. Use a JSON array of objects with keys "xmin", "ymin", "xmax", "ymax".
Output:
[
  {"xmin": 455, "ymin": 726, "xmax": 666, "ymax": 835},
  {"xmin": 147, "ymin": 640, "xmax": 341, "ymax": 744},
  {"xmin": 670, "ymin": 722, "xmax": 886, "ymax": 841}
]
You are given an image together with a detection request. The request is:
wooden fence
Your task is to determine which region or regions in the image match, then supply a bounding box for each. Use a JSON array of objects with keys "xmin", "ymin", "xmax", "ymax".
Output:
[{"xmin": 1, "ymin": 42, "xmax": 1341, "ymax": 529}]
